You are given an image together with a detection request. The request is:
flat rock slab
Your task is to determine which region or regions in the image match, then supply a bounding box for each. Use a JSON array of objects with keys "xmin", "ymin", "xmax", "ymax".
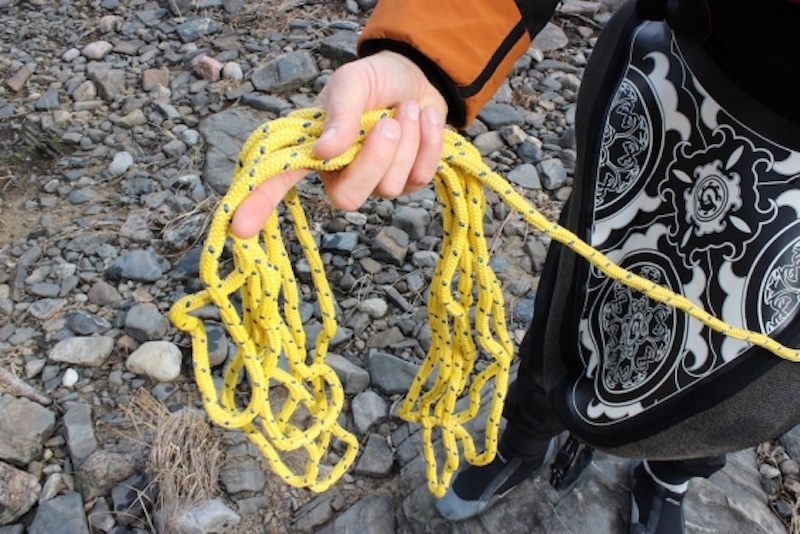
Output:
[{"xmin": 396, "ymin": 435, "xmax": 785, "ymax": 534}]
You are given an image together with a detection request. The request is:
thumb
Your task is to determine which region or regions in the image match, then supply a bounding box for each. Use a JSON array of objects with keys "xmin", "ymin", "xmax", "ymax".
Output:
[
  {"xmin": 312, "ymin": 63, "xmax": 373, "ymax": 161},
  {"xmin": 230, "ymin": 168, "xmax": 309, "ymax": 239}
]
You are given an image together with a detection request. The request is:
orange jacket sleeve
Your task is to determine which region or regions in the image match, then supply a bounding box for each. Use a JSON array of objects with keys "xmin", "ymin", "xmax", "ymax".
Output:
[{"xmin": 358, "ymin": 0, "xmax": 560, "ymax": 128}]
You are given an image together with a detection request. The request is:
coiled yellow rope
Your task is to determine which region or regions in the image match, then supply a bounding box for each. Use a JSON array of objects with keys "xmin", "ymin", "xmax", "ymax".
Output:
[{"xmin": 169, "ymin": 108, "xmax": 800, "ymax": 498}]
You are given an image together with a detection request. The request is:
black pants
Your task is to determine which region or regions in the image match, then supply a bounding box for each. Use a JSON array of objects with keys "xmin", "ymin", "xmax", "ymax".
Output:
[{"xmin": 501, "ymin": 243, "xmax": 725, "ymax": 484}]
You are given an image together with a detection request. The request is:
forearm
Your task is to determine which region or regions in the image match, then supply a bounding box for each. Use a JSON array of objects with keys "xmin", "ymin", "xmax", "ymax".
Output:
[{"xmin": 358, "ymin": 0, "xmax": 560, "ymax": 128}]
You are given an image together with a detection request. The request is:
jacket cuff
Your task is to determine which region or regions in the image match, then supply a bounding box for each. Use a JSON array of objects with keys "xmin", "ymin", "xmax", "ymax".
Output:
[{"xmin": 357, "ymin": 0, "xmax": 537, "ymax": 129}]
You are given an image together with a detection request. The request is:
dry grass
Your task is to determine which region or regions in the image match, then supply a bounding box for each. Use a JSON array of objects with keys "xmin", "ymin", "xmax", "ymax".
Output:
[
  {"xmin": 121, "ymin": 389, "xmax": 224, "ymax": 533},
  {"xmin": 147, "ymin": 406, "xmax": 224, "ymax": 534}
]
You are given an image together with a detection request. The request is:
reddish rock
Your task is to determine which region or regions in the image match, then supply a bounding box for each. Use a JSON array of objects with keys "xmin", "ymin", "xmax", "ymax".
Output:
[
  {"xmin": 190, "ymin": 54, "xmax": 224, "ymax": 82},
  {"xmin": 142, "ymin": 67, "xmax": 170, "ymax": 92}
]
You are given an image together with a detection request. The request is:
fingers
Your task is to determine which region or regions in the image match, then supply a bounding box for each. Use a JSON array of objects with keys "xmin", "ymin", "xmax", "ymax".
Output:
[
  {"xmin": 373, "ymin": 101, "xmax": 421, "ymax": 198},
  {"xmin": 320, "ymin": 116, "xmax": 402, "ymax": 211},
  {"xmin": 404, "ymin": 106, "xmax": 445, "ymax": 194},
  {"xmin": 230, "ymin": 168, "xmax": 309, "ymax": 239}
]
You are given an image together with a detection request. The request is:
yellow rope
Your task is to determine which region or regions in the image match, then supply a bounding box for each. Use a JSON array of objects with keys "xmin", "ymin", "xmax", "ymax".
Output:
[{"xmin": 169, "ymin": 108, "xmax": 800, "ymax": 498}]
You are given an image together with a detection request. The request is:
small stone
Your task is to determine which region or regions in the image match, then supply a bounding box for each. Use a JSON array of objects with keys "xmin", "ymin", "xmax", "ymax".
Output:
[
  {"xmin": 0, "ymin": 393, "xmax": 56, "ymax": 465},
  {"xmin": 87, "ymin": 280, "xmax": 122, "ymax": 306},
  {"xmin": 81, "ymin": 41, "xmax": 113, "ymax": 60},
  {"xmin": 170, "ymin": 498, "xmax": 241, "ymax": 534},
  {"xmin": 250, "ymin": 51, "xmax": 319, "ymax": 93},
  {"xmin": 125, "ymin": 304, "xmax": 169, "ymax": 343},
  {"xmin": 326, "ymin": 353, "xmax": 370, "ymax": 394},
  {"xmin": 34, "ymin": 86, "xmax": 60, "ymax": 111},
  {"xmin": 219, "ymin": 459, "xmax": 267, "ymax": 494},
  {"xmin": 163, "ymin": 139, "xmax": 187, "ymax": 158},
  {"xmin": 88, "ymin": 66, "xmax": 126, "ymax": 101},
  {"xmin": 72, "ymin": 80, "xmax": 97, "ymax": 102},
  {"xmin": 61, "ymin": 368, "xmax": 79, "ymax": 388},
  {"xmin": 62, "ymin": 48, "xmax": 80, "ymax": 62},
  {"xmin": 221, "ymin": 62, "xmax": 243, "ymax": 81},
  {"xmin": 391, "ymin": 206, "xmax": 430, "ymax": 241},
  {"xmin": 49, "ymin": 336, "xmax": 114, "ymax": 367},
  {"xmin": 76, "ymin": 444, "xmax": 144, "ymax": 501},
  {"xmin": 351, "ymin": 391, "xmax": 388, "ymax": 436},
  {"xmin": 27, "ymin": 298, "xmax": 67, "ymax": 320},
  {"xmin": 126, "ymin": 341, "xmax": 182, "ymax": 382},
  {"xmin": 106, "ymin": 250, "xmax": 165, "ymax": 282},
  {"xmin": 115, "ymin": 109, "xmax": 147, "ymax": 129},
  {"xmin": 507, "ymin": 163, "xmax": 541, "ymax": 189},
  {"xmin": 28, "ymin": 493, "xmax": 90, "ymax": 534},
  {"xmin": 366, "ymin": 351, "xmax": 419, "ymax": 396},
  {"xmin": 142, "ymin": 67, "xmax": 170, "ymax": 91},
  {"xmin": 191, "ymin": 55, "xmax": 224, "ymax": 81},
  {"xmin": 0, "ymin": 461, "xmax": 41, "ymax": 524},
  {"xmin": 371, "ymin": 227, "xmax": 409, "ymax": 266},
  {"xmin": 353, "ymin": 434, "xmax": 394, "ymax": 478},
  {"xmin": 63, "ymin": 402, "xmax": 97, "ymax": 469},
  {"xmin": 6, "ymin": 64, "xmax": 35, "ymax": 92},
  {"xmin": 358, "ymin": 298, "xmax": 388, "ymax": 319},
  {"xmin": 538, "ymin": 158, "xmax": 567, "ymax": 190}
]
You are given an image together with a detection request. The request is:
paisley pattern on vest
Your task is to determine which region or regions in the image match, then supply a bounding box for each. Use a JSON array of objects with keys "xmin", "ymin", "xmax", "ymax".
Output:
[{"xmin": 568, "ymin": 21, "xmax": 800, "ymax": 431}]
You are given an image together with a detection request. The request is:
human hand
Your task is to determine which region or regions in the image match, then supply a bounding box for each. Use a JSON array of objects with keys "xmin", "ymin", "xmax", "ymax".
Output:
[{"xmin": 231, "ymin": 51, "xmax": 448, "ymax": 239}]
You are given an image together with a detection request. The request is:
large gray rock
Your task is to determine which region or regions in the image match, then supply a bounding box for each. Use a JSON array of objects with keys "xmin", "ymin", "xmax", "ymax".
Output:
[
  {"xmin": 352, "ymin": 390, "xmax": 388, "ymax": 436},
  {"xmin": 76, "ymin": 444, "xmax": 145, "ymax": 501},
  {"xmin": 124, "ymin": 304, "xmax": 169, "ymax": 343},
  {"xmin": 170, "ymin": 498, "xmax": 241, "ymax": 534},
  {"xmin": 106, "ymin": 250, "xmax": 166, "ymax": 282},
  {"xmin": 219, "ymin": 459, "xmax": 267, "ymax": 494},
  {"xmin": 319, "ymin": 31, "xmax": 358, "ymax": 64},
  {"xmin": 353, "ymin": 434, "xmax": 394, "ymax": 478},
  {"xmin": 28, "ymin": 492, "xmax": 90, "ymax": 534},
  {"xmin": 198, "ymin": 107, "xmax": 269, "ymax": 194},
  {"xmin": 530, "ymin": 21, "xmax": 569, "ymax": 53},
  {"xmin": 48, "ymin": 336, "xmax": 114, "ymax": 368},
  {"xmin": 325, "ymin": 353, "xmax": 370, "ymax": 394},
  {"xmin": 63, "ymin": 402, "xmax": 97, "ymax": 469},
  {"xmin": 125, "ymin": 341, "xmax": 182, "ymax": 382},
  {"xmin": 251, "ymin": 51, "xmax": 319, "ymax": 93},
  {"xmin": 316, "ymin": 494, "xmax": 395, "ymax": 534},
  {"xmin": 0, "ymin": 394, "xmax": 56, "ymax": 465},
  {"xmin": 87, "ymin": 65, "xmax": 125, "ymax": 101},
  {"xmin": 0, "ymin": 461, "xmax": 40, "ymax": 524},
  {"xmin": 371, "ymin": 227, "xmax": 409, "ymax": 267},
  {"xmin": 366, "ymin": 351, "xmax": 419, "ymax": 396},
  {"xmin": 391, "ymin": 206, "xmax": 430, "ymax": 241}
]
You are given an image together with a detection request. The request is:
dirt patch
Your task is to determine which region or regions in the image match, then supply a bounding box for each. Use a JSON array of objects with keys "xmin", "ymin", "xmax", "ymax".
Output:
[{"xmin": 0, "ymin": 121, "xmax": 61, "ymax": 245}]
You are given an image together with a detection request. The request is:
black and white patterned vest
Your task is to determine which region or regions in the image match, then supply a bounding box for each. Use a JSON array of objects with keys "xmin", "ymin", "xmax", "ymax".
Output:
[{"xmin": 551, "ymin": 17, "xmax": 800, "ymax": 451}]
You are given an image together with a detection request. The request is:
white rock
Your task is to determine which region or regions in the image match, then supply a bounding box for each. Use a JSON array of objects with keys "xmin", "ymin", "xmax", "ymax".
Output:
[
  {"xmin": 99, "ymin": 15, "xmax": 123, "ymax": 33},
  {"xmin": 358, "ymin": 298, "xmax": 389, "ymax": 318},
  {"xmin": 61, "ymin": 48, "xmax": 80, "ymax": 62},
  {"xmin": 221, "ymin": 62, "xmax": 243, "ymax": 82},
  {"xmin": 81, "ymin": 41, "xmax": 113, "ymax": 60},
  {"xmin": 61, "ymin": 368, "xmax": 79, "ymax": 388},
  {"xmin": 126, "ymin": 341, "xmax": 182, "ymax": 382},
  {"xmin": 109, "ymin": 151, "xmax": 134, "ymax": 177}
]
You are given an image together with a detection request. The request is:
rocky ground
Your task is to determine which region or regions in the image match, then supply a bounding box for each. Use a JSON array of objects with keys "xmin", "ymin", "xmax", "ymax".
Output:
[{"xmin": 1, "ymin": 0, "xmax": 799, "ymax": 533}]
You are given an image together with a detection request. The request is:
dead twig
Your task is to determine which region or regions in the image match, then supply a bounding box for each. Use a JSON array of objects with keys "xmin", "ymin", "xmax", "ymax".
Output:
[{"xmin": 0, "ymin": 366, "xmax": 52, "ymax": 405}]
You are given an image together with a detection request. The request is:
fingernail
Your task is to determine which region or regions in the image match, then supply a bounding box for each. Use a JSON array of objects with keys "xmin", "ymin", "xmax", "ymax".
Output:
[
  {"xmin": 317, "ymin": 127, "xmax": 336, "ymax": 144},
  {"xmin": 402, "ymin": 102, "xmax": 420, "ymax": 122},
  {"xmin": 380, "ymin": 119, "xmax": 400, "ymax": 140}
]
